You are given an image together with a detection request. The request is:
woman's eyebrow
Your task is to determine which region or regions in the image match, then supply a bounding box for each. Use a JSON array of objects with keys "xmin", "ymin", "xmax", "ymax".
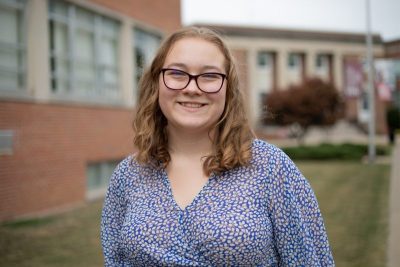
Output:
[
  {"xmin": 164, "ymin": 63, "xmax": 224, "ymax": 73},
  {"xmin": 165, "ymin": 63, "xmax": 187, "ymax": 69},
  {"xmin": 201, "ymin": 65, "xmax": 224, "ymax": 72}
]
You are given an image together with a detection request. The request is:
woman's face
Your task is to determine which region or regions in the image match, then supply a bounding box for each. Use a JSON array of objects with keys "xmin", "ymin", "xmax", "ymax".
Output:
[{"xmin": 158, "ymin": 37, "xmax": 227, "ymax": 134}]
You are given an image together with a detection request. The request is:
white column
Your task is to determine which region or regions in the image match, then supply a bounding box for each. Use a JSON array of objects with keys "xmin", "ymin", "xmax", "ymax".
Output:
[
  {"xmin": 306, "ymin": 50, "xmax": 315, "ymax": 78},
  {"xmin": 119, "ymin": 17, "xmax": 135, "ymax": 107},
  {"xmin": 333, "ymin": 52, "xmax": 343, "ymax": 92},
  {"xmin": 26, "ymin": 0, "xmax": 50, "ymax": 101},
  {"xmin": 276, "ymin": 49, "xmax": 288, "ymax": 89},
  {"xmin": 248, "ymin": 49, "xmax": 258, "ymax": 126}
]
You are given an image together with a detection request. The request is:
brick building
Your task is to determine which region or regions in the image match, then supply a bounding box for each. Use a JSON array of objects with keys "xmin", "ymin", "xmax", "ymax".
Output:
[
  {"xmin": 385, "ymin": 39, "xmax": 400, "ymax": 58},
  {"xmin": 0, "ymin": 0, "xmax": 181, "ymax": 221}
]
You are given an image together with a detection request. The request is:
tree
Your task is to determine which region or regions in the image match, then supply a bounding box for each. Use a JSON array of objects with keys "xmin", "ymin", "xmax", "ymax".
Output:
[
  {"xmin": 386, "ymin": 105, "xmax": 400, "ymax": 144},
  {"xmin": 263, "ymin": 78, "xmax": 343, "ymax": 143}
]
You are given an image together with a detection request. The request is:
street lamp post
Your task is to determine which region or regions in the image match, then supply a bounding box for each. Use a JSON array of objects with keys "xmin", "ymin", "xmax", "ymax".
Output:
[{"xmin": 366, "ymin": 0, "xmax": 376, "ymax": 163}]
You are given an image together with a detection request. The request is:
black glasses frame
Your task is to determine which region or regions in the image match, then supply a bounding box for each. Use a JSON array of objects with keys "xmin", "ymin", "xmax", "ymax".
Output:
[{"xmin": 160, "ymin": 68, "xmax": 227, "ymax": 94}]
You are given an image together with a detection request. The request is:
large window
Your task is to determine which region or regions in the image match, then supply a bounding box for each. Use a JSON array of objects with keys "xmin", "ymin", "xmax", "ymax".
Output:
[
  {"xmin": 86, "ymin": 159, "xmax": 120, "ymax": 200},
  {"xmin": 287, "ymin": 52, "xmax": 304, "ymax": 85},
  {"xmin": 256, "ymin": 51, "xmax": 275, "ymax": 92},
  {"xmin": 134, "ymin": 28, "xmax": 161, "ymax": 95},
  {"xmin": 0, "ymin": 0, "xmax": 26, "ymax": 91},
  {"xmin": 288, "ymin": 53, "xmax": 301, "ymax": 69},
  {"xmin": 48, "ymin": 0, "xmax": 120, "ymax": 100},
  {"xmin": 256, "ymin": 51, "xmax": 275, "ymax": 114},
  {"xmin": 315, "ymin": 53, "xmax": 332, "ymax": 82}
]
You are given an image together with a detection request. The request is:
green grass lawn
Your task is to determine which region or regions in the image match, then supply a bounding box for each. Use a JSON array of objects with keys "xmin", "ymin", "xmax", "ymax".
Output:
[
  {"xmin": 299, "ymin": 161, "xmax": 390, "ymax": 267},
  {"xmin": 0, "ymin": 161, "xmax": 390, "ymax": 267}
]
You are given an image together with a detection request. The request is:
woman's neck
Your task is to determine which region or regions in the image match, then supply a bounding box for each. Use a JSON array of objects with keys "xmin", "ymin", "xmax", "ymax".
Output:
[{"xmin": 167, "ymin": 126, "xmax": 214, "ymax": 158}]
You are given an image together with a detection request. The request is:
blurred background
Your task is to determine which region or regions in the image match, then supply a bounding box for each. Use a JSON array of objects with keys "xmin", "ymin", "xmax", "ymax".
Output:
[{"xmin": 0, "ymin": 0, "xmax": 399, "ymax": 266}]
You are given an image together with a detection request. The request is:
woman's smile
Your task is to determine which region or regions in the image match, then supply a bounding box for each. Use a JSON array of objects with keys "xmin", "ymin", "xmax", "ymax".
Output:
[{"xmin": 178, "ymin": 101, "xmax": 208, "ymax": 109}]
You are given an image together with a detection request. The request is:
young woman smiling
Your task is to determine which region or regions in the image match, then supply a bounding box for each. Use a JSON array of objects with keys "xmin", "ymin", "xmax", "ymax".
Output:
[{"xmin": 101, "ymin": 27, "xmax": 334, "ymax": 266}]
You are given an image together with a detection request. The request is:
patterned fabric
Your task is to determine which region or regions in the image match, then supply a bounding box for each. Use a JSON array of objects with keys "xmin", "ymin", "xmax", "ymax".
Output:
[{"xmin": 101, "ymin": 139, "xmax": 335, "ymax": 266}]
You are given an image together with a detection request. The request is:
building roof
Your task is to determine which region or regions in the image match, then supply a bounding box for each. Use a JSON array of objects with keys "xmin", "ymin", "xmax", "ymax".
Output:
[
  {"xmin": 384, "ymin": 39, "xmax": 400, "ymax": 58},
  {"xmin": 193, "ymin": 24, "xmax": 383, "ymax": 44}
]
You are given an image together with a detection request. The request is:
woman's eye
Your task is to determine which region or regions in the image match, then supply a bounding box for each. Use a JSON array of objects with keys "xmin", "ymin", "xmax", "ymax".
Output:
[
  {"xmin": 201, "ymin": 73, "xmax": 220, "ymax": 80},
  {"xmin": 167, "ymin": 70, "xmax": 186, "ymax": 77}
]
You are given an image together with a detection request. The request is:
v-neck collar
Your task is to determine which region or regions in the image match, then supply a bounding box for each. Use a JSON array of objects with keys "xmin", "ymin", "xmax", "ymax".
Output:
[{"xmin": 161, "ymin": 168, "xmax": 216, "ymax": 212}]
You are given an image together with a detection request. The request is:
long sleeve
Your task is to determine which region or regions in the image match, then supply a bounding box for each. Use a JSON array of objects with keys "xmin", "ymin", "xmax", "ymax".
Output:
[
  {"xmin": 101, "ymin": 160, "xmax": 128, "ymax": 266},
  {"xmin": 267, "ymin": 150, "xmax": 335, "ymax": 266}
]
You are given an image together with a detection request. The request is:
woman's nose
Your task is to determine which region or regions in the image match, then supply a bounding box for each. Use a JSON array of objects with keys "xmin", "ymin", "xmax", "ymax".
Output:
[{"xmin": 183, "ymin": 78, "xmax": 202, "ymax": 94}]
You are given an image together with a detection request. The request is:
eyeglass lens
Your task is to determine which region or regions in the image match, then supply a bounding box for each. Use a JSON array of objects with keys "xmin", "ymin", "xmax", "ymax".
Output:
[{"xmin": 162, "ymin": 69, "xmax": 225, "ymax": 93}]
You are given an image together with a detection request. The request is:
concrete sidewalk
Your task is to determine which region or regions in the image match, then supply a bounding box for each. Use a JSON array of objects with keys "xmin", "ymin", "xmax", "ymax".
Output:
[{"xmin": 388, "ymin": 140, "xmax": 400, "ymax": 267}]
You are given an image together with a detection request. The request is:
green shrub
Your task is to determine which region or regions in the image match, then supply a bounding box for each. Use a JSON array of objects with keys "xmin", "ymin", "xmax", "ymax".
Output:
[{"xmin": 281, "ymin": 143, "xmax": 390, "ymax": 160}]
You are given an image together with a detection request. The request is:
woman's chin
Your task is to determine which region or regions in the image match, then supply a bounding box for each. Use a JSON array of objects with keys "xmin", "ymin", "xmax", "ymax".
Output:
[{"xmin": 169, "ymin": 120, "xmax": 213, "ymax": 133}]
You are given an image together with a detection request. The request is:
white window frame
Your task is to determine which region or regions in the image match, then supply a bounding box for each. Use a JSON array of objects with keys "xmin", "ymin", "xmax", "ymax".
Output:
[
  {"xmin": 48, "ymin": 0, "xmax": 121, "ymax": 103},
  {"xmin": 86, "ymin": 159, "xmax": 120, "ymax": 200},
  {"xmin": 0, "ymin": 0, "xmax": 26, "ymax": 93},
  {"xmin": 288, "ymin": 53, "xmax": 301, "ymax": 69},
  {"xmin": 256, "ymin": 51, "xmax": 274, "ymax": 93},
  {"xmin": 133, "ymin": 27, "xmax": 161, "ymax": 98}
]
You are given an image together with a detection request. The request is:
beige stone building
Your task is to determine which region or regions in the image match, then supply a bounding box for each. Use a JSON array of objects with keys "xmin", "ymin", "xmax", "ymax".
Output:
[{"xmin": 196, "ymin": 24, "xmax": 387, "ymax": 133}]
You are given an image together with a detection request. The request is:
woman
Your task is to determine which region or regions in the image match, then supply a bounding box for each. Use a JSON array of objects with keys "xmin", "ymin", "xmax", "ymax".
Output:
[{"xmin": 101, "ymin": 27, "xmax": 334, "ymax": 266}]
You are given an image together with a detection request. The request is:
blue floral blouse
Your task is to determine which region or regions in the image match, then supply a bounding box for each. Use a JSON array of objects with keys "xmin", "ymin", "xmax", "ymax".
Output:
[{"xmin": 101, "ymin": 139, "xmax": 334, "ymax": 266}]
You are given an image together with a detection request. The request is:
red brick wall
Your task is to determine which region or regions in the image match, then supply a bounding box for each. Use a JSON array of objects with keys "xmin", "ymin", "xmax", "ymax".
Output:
[
  {"xmin": 0, "ymin": 101, "xmax": 134, "ymax": 221},
  {"xmin": 89, "ymin": 0, "xmax": 181, "ymax": 33},
  {"xmin": 345, "ymin": 98, "xmax": 358, "ymax": 121},
  {"xmin": 231, "ymin": 49, "xmax": 250, "ymax": 110},
  {"xmin": 345, "ymin": 96, "xmax": 387, "ymax": 134}
]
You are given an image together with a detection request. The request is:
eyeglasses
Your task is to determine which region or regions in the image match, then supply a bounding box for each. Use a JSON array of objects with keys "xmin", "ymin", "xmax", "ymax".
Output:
[{"xmin": 160, "ymin": 68, "xmax": 227, "ymax": 93}]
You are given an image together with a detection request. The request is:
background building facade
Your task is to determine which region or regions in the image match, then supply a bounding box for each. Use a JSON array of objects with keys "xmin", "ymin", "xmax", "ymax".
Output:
[
  {"xmin": 0, "ymin": 0, "xmax": 181, "ymax": 221},
  {"xmin": 1, "ymin": 1, "xmax": 397, "ymax": 221},
  {"xmin": 197, "ymin": 24, "xmax": 388, "ymax": 134}
]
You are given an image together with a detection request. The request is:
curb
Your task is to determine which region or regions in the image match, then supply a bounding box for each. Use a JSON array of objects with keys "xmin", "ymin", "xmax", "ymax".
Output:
[{"xmin": 388, "ymin": 141, "xmax": 400, "ymax": 267}]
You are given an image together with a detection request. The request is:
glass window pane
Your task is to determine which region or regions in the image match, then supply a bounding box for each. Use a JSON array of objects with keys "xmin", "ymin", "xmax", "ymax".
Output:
[
  {"xmin": 102, "ymin": 18, "xmax": 118, "ymax": 38},
  {"xmin": 53, "ymin": 22, "xmax": 68, "ymax": 55},
  {"xmin": 76, "ymin": 7, "xmax": 94, "ymax": 31},
  {"xmin": 101, "ymin": 37, "xmax": 117, "ymax": 66},
  {"xmin": 87, "ymin": 164, "xmax": 101, "ymax": 190},
  {"xmin": 0, "ymin": 48, "xmax": 18, "ymax": 69},
  {"xmin": 0, "ymin": 71, "xmax": 19, "ymax": 89},
  {"xmin": 0, "ymin": 0, "xmax": 25, "ymax": 91},
  {"xmin": 75, "ymin": 26, "xmax": 96, "ymax": 93},
  {"xmin": 49, "ymin": 0, "xmax": 68, "ymax": 17},
  {"xmin": 0, "ymin": 7, "xmax": 18, "ymax": 44},
  {"xmin": 76, "ymin": 28, "xmax": 95, "ymax": 61},
  {"xmin": 86, "ymin": 160, "xmax": 119, "ymax": 193},
  {"xmin": 258, "ymin": 52, "xmax": 271, "ymax": 67},
  {"xmin": 134, "ymin": 28, "xmax": 161, "ymax": 88},
  {"xmin": 49, "ymin": 17, "xmax": 69, "ymax": 91}
]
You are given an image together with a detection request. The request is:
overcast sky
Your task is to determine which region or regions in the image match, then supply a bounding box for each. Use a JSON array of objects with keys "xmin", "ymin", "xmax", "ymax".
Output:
[{"xmin": 182, "ymin": 0, "xmax": 400, "ymax": 41}]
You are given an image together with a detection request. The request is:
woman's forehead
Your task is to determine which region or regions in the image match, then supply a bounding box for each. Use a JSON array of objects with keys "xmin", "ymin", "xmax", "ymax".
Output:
[{"xmin": 164, "ymin": 37, "xmax": 226, "ymax": 72}]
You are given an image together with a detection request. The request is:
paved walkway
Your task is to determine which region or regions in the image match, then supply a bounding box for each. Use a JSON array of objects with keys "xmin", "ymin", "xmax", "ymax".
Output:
[{"xmin": 388, "ymin": 140, "xmax": 400, "ymax": 267}]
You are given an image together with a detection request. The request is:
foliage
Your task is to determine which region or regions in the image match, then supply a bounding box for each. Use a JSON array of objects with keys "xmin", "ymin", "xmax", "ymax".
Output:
[
  {"xmin": 386, "ymin": 105, "xmax": 400, "ymax": 130},
  {"xmin": 264, "ymin": 78, "xmax": 343, "ymax": 142},
  {"xmin": 282, "ymin": 143, "xmax": 390, "ymax": 160},
  {"xmin": 386, "ymin": 105, "xmax": 400, "ymax": 144}
]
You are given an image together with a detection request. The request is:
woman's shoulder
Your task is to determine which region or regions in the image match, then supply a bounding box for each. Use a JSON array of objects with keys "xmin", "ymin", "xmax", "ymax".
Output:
[
  {"xmin": 111, "ymin": 154, "xmax": 150, "ymax": 182},
  {"xmin": 115, "ymin": 154, "xmax": 138, "ymax": 172},
  {"xmin": 251, "ymin": 139, "xmax": 286, "ymax": 160},
  {"xmin": 250, "ymin": 138, "xmax": 298, "ymax": 171}
]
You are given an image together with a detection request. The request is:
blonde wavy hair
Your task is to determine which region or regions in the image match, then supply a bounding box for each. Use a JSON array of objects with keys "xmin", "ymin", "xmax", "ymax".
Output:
[{"xmin": 133, "ymin": 27, "xmax": 254, "ymax": 175}]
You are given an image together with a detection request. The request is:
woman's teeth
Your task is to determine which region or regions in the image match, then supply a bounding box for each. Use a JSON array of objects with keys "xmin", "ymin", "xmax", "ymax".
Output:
[{"xmin": 180, "ymin": 102, "xmax": 204, "ymax": 108}]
